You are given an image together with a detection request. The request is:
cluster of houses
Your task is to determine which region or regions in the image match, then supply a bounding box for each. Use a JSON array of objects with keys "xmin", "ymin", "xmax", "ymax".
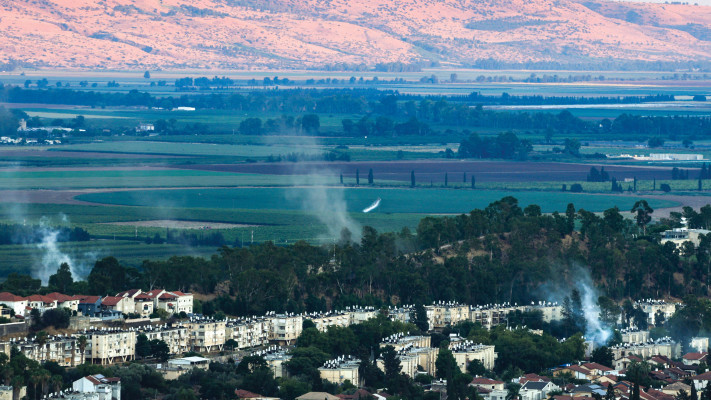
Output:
[{"xmin": 0, "ymin": 289, "xmax": 194, "ymax": 319}]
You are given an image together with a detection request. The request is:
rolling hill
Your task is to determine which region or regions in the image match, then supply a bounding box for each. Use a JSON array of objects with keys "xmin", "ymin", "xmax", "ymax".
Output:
[{"xmin": 2, "ymin": 0, "xmax": 711, "ymax": 70}]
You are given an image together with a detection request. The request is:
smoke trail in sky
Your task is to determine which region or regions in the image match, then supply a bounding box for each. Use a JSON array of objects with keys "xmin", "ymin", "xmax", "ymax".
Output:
[{"xmin": 363, "ymin": 198, "xmax": 381, "ymax": 213}]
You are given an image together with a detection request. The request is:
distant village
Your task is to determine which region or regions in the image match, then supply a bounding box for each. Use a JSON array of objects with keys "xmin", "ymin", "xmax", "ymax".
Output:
[{"xmin": 0, "ymin": 289, "xmax": 704, "ymax": 400}]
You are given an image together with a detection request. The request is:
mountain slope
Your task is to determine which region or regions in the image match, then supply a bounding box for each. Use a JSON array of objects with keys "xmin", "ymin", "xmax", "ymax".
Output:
[{"xmin": 2, "ymin": 0, "xmax": 711, "ymax": 70}]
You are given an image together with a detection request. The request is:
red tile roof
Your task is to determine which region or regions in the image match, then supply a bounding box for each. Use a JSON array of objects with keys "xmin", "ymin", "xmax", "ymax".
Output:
[
  {"xmin": 25, "ymin": 295, "xmax": 56, "ymax": 304},
  {"xmin": 171, "ymin": 290, "xmax": 187, "ymax": 296},
  {"xmin": 693, "ymin": 371, "xmax": 711, "ymax": 381},
  {"xmin": 76, "ymin": 296, "xmax": 100, "ymax": 304},
  {"xmin": 471, "ymin": 377, "xmax": 504, "ymax": 385},
  {"xmin": 566, "ymin": 365, "xmax": 592, "ymax": 375},
  {"xmin": 101, "ymin": 296, "xmax": 124, "ymax": 306},
  {"xmin": 135, "ymin": 294, "xmax": 152, "ymax": 300},
  {"xmin": 683, "ymin": 352, "xmax": 708, "ymax": 360},
  {"xmin": 159, "ymin": 293, "xmax": 177, "ymax": 300},
  {"xmin": 0, "ymin": 292, "xmax": 24, "ymax": 302},
  {"xmin": 45, "ymin": 292, "xmax": 74, "ymax": 302},
  {"xmin": 582, "ymin": 362, "xmax": 613, "ymax": 372}
]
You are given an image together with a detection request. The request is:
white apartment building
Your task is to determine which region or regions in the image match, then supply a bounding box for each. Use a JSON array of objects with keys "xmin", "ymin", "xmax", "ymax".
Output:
[
  {"xmin": 187, "ymin": 319, "xmax": 226, "ymax": 353},
  {"xmin": 138, "ymin": 324, "xmax": 190, "ymax": 355},
  {"xmin": 450, "ymin": 341, "xmax": 497, "ymax": 371},
  {"xmin": 85, "ymin": 328, "xmax": 137, "ymax": 365},
  {"xmin": 269, "ymin": 313, "xmax": 303, "ymax": 345}
]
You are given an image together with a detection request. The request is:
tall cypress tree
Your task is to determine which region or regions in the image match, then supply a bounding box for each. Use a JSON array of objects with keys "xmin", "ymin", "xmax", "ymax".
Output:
[
  {"xmin": 463, "ymin": 172, "xmax": 467, "ymax": 183},
  {"xmin": 340, "ymin": 173, "xmax": 343, "ymax": 184},
  {"xmin": 356, "ymin": 169, "xmax": 360, "ymax": 185},
  {"xmin": 368, "ymin": 168, "xmax": 374, "ymax": 185},
  {"xmin": 411, "ymin": 170, "xmax": 416, "ymax": 188},
  {"xmin": 471, "ymin": 175, "xmax": 476, "ymax": 189},
  {"xmin": 444, "ymin": 173, "xmax": 448, "ymax": 187}
]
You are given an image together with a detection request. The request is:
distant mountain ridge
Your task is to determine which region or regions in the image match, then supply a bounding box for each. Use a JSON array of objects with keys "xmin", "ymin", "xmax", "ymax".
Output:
[{"xmin": 1, "ymin": 0, "xmax": 711, "ymax": 70}]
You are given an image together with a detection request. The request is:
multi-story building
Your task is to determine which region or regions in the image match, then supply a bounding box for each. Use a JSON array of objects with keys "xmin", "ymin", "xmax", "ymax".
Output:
[
  {"xmin": 256, "ymin": 346, "xmax": 292, "ymax": 378},
  {"xmin": 269, "ymin": 313, "xmax": 303, "ymax": 345},
  {"xmin": 610, "ymin": 337, "xmax": 680, "ymax": 360},
  {"xmin": 85, "ymin": 328, "xmax": 137, "ymax": 365},
  {"xmin": 450, "ymin": 341, "xmax": 497, "ymax": 371},
  {"xmin": 138, "ymin": 324, "xmax": 190, "ymax": 355},
  {"xmin": 386, "ymin": 305, "xmax": 415, "ymax": 324},
  {"xmin": 226, "ymin": 317, "xmax": 270, "ymax": 350},
  {"xmin": 187, "ymin": 318, "xmax": 226, "ymax": 353},
  {"xmin": 634, "ymin": 300, "xmax": 679, "ymax": 327},
  {"xmin": 620, "ymin": 329, "xmax": 650, "ymax": 344},
  {"xmin": 319, "ymin": 356, "xmax": 361, "ymax": 386},
  {"xmin": 309, "ymin": 312, "xmax": 351, "ymax": 332},
  {"xmin": 426, "ymin": 302, "xmax": 470, "ymax": 329},
  {"xmin": 100, "ymin": 296, "xmax": 134, "ymax": 315},
  {"xmin": 380, "ymin": 333, "xmax": 430, "ymax": 351},
  {"xmin": 45, "ymin": 293, "xmax": 80, "ymax": 312},
  {"xmin": 345, "ymin": 306, "xmax": 378, "ymax": 325},
  {"xmin": 523, "ymin": 302, "xmax": 563, "ymax": 323},
  {"xmin": 1, "ymin": 335, "xmax": 84, "ymax": 367},
  {"xmin": 469, "ymin": 304, "xmax": 517, "ymax": 329}
]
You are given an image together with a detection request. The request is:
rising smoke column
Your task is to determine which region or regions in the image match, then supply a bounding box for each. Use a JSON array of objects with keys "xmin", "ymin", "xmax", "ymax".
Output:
[
  {"xmin": 33, "ymin": 218, "xmax": 94, "ymax": 285},
  {"xmin": 540, "ymin": 266, "xmax": 613, "ymax": 345}
]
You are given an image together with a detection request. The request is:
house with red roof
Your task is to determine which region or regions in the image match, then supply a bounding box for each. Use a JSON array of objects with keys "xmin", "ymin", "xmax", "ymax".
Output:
[
  {"xmin": 101, "ymin": 296, "xmax": 133, "ymax": 315},
  {"xmin": 683, "ymin": 352, "xmax": 708, "ymax": 366},
  {"xmin": 0, "ymin": 292, "xmax": 28, "ymax": 316},
  {"xmin": 73, "ymin": 374, "xmax": 121, "ymax": 400},
  {"xmin": 45, "ymin": 292, "xmax": 79, "ymax": 311},
  {"xmin": 470, "ymin": 377, "xmax": 505, "ymax": 391},
  {"xmin": 692, "ymin": 371, "xmax": 711, "ymax": 390},
  {"xmin": 118, "ymin": 288, "xmax": 193, "ymax": 315},
  {"xmin": 24, "ymin": 295, "xmax": 57, "ymax": 312},
  {"xmin": 555, "ymin": 365, "xmax": 592, "ymax": 380}
]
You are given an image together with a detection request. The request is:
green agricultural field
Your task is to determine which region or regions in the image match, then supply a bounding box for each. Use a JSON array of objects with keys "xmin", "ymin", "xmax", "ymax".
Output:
[
  {"xmin": 0, "ymin": 170, "xmax": 324, "ymax": 189},
  {"xmin": 76, "ymin": 187, "xmax": 679, "ymax": 214}
]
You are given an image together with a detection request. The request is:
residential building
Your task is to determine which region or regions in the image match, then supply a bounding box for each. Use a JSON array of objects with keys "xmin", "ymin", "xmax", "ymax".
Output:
[
  {"xmin": 470, "ymin": 304, "xmax": 516, "ymax": 329},
  {"xmin": 470, "ymin": 377, "xmax": 505, "ymax": 391},
  {"xmin": 85, "ymin": 328, "xmax": 136, "ymax": 365},
  {"xmin": 634, "ymin": 300, "xmax": 679, "ymax": 327},
  {"xmin": 319, "ymin": 356, "xmax": 361, "ymax": 386},
  {"xmin": 520, "ymin": 381, "xmax": 560, "ymax": 400},
  {"xmin": 523, "ymin": 302, "xmax": 563, "ymax": 323},
  {"xmin": 75, "ymin": 296, "xmax": 102, "ymax": 317},
  {"xmin": 269, "ymin": 313, "xmax": 303, "ymax": 345},
  {"xmin": 187, "ymin": 318, "xmax": 226, "ymax": 352},
  {"xmin": 226, "ymin": 317, "xmax": 270, "ymax": 349},
  {"xmin": 0, "ymin": 293, "xmax": 27, "ymax": 316},
  {"xmin": 692, "ymin": 371, "xmax": 711, "ymax": 390},
  {"xmin": 24, "ymin": 295, "xmax": 58, "ymax": 312},
  {"xmin": 691, "ymin": 337, "xmax": 710, "ymax": 353},
  {"xmin": 100, "ymin": 296, "xmax": 133, "ymax": 315},
  {"xmin": 683, "ymin": 352, "xmax": 708, "ymax": 366},
  {"xmin": 620, "ymin": 329, "xmax": 650, "ymax": 344},
  {"xmin": 45, "ymin": 292, "xmax": 80, "ymax": 312},
  {"xmin": 256, "ymin": 346, "xmax": 292, "ymax": 378},
  {"xmin": 426, "ymin": 301, "xmax": 470, "ymax": 329},
  {"xmin": 450, "ymin": 341, "xmax": 497, "ymax": 371},
  {"xmin": 309, "ymin": 311, "xmax": 351, "ymax": 332},
  {"xmin": 10, "ymin": 335, "xmax": 83, "ymax": 367},
  {"xmin": 610, "ymin": 337, "xmax": 680, "ymax": 360},
  {"xmin": 138, "ymin": 324, "xmax": 189, "ymax": 355},
  {"xmin": 380, "ymin": 333, "xmax": 430, "ymax": 350},
  {"xmin": 345, "ymin": 306, "xmax": 378, "ymax": 324},
  {"xmin": 73, "ymin": 374, "xmax": 121, "ymax": 400},
  {"xmin": 168, "ymin": 356, "xmax": 210, "ymax": 370}
]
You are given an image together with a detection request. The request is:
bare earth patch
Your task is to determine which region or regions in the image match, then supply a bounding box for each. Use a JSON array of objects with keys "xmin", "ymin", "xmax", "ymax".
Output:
[{"xmin": 103, "ymin": 220, "xmax": 258, "ymax": 229}]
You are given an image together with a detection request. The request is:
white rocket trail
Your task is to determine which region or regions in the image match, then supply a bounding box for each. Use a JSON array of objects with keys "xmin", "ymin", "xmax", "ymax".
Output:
[{"xmin": 363, "ymin": 198, "xmax": 381, "ymax": 213}]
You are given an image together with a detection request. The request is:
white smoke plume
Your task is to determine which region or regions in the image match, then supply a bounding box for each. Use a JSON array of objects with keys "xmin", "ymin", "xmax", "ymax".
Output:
[
  {"xmin": 286, "ymin": 172, "xmax": 361, "ymax": 242},
  {"xmin": 539, "ymin": 265, "xmax": 613, "ymax": 345},
  {"xmin": 273, "ymin": 134, "xmax": 361, "ymax": 242},
  {"xmin": 33, "ymin": 217, "xmax": 96, "ymax": 285}
]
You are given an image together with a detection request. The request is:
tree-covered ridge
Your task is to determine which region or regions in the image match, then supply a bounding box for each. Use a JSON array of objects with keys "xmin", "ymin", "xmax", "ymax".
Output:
[{"xmin": 11, "ymin": 197, "xmax": 699, "ymax": 319}]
